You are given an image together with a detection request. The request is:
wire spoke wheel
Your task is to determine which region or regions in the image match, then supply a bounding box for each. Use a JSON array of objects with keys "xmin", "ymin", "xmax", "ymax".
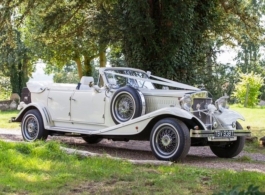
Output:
[
  {"xmin": 150, "ymin": 118, "xmax": 190, "ymax": 161},
  {"xmin": 156, "ymin": 126, "xmax": 179, "ymax": 156},
  {"xmin": 23, "ymin": 115, "xmax": 39, "ymax": 140},
  {"xmin": 115, "ymin": 93, "xmax": 135, "ymax": 121},
  {"xmin": 21, "ymin": 109, "xmax": 48, "ymax": 142},
  {"xmin": 111, "ymin": 86, "xmax": 145, "ymax": 124}
]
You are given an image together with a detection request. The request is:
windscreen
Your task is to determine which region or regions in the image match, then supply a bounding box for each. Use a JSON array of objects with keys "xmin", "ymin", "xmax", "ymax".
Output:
[{"xmin": 105, "ymin": 69, "xmax": 155, "ymax": 89}]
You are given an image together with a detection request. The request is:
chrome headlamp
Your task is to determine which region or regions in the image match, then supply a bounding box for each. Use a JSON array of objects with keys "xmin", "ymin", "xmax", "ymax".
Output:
[
  {"xmin": 215, "ymin": 95, "xmax": 229, "ymax": 112},
  {"xmin": 180, "ymin": 95, "xmax": 192, "ymax": 112}
]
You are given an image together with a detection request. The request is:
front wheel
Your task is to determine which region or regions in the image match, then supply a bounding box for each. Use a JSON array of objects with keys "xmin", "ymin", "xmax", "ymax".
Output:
[
  {"xmin": 210, "ymin": 122, "xmax": 245, "ymax": 158},
  {"xmin": 21, "ymin": 109, "xmax": 48, "ymax": 141},
  {"xmin": 150, "ymin": 118, "xmax": 191, "ymax": 161}
]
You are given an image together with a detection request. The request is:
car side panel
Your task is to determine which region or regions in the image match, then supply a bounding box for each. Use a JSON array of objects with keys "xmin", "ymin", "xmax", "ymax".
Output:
[
  {"xmin": 70, "ymin": 89, "xmax": 105, "ymax": 124},
  {"xmin": 47, "ymin": 89, "xmax": 73, "ymax": 121}
]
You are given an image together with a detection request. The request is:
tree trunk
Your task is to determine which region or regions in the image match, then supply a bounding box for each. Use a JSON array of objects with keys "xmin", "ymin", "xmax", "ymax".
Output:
[
  {"xmin": 99, "ymin": 44, "xmax": 107, "ymax": 67},
  {"xmin": 18, "ymin": 62, "xmax": 22, "ymax": 95},
  {"xmin": 206, "ymin": 45, "xmax": 213, "ymax": 78},
  {"xmin": 10, "ymin": 63, "xmax": 18, "ymax": 94},
  {"xmin": 22, "ymin": 59, "xmax": 29, "ymax": 91},
  {"xmin": 244, "ymin": 45, "xmax": 249, "ymax": 73},
  {"xmin": 84, "ymin": 56, "xmax": 92, "ymax": 76},
  {"xmin": 74, "ymin": 57, "xmax": 83, "ymax": 79}
]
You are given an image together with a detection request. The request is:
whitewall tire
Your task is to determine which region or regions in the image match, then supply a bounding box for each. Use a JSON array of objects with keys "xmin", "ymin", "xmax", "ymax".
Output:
[
  {"xmin": 110, "ymin": 86, "xmax": 145, "ymax": 124},
  {"xmin": 21, "ymin": 109, "xmax": 48, "ymax": 141},
  {"xmin": 150, "ymin": 118, "xmax": 190, "ymax": 161}
]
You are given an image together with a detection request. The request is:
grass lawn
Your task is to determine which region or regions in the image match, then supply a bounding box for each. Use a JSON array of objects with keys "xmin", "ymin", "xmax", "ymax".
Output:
[
  {"xmin": 0, "ymin": 140, "xmax": 264, "ymax": 195},
  {"xmin": 0, "ymin": 107, "xmax": 265, "ymax": 194},
  {"xmin": 230, "ymin": 105, "xmax": 265, "ymax": 138},
  {"xmin": 0, "ymin": 110, "xmax": 20, "ymax": 129}
]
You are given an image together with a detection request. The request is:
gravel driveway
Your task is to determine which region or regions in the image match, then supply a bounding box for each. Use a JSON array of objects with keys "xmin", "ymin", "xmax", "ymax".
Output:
[{"xmin": 1, "ymin": 128, "xmax": 265, "ymax": 173}]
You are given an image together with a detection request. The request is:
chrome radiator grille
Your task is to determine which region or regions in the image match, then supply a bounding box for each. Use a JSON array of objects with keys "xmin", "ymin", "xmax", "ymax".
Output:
[
  {"xmin": 192, "ymin": 98, "xmax": 212, "ymax": 127},
  {"xmin": 145, "ymin": 96, "xmax": 179, "ymax": 113}
]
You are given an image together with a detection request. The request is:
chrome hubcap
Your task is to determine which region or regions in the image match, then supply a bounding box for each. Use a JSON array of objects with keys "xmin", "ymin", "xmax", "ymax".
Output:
[
  {"xmin": 27, "ymin": 123, "xmax": 35, "ymax": 133},
  {"xmin": 119, "ymin": 100, "xmax": 130, "ymax": 114},
  {"xmin": 161, "ymin": 135, "xmax": 172, "ymax": 147}
]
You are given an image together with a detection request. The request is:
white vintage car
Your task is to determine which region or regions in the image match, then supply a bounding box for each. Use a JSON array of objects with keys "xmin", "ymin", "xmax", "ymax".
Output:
[{"xmin": 12, "ymin": 67, "xmax": 251, "ymax": 161}]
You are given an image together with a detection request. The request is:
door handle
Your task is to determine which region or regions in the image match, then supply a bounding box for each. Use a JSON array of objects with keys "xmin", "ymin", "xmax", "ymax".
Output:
[
  {"xmin": 71, "ymin": 98, "xmax": 76, "ymax": 101},
  {"xmin": 48, "ymin": 97, "xmax": 52, "ymax": 100}
]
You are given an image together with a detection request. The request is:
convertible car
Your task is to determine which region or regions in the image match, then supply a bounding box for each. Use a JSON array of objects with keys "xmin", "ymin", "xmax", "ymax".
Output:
[{"xmin": 11, "ymin": 67, "xmax": 251, "ymax": 161}]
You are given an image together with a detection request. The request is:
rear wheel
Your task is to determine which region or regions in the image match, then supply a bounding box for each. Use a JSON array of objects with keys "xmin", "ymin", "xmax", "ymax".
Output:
[
  {"xmin": 210, "ymin": 122, "xmax": 245, "ymax": 158},
  {"xmin": 82, "ymin": 136, "xmax": 103, "ymax": 144},
  {"xmin": 150, "ymin": 118, "xmax": 190, "ymax": 161},
  {"xmin": 21, "ymin": 109, "xmax": 48, "ymax": 141}
]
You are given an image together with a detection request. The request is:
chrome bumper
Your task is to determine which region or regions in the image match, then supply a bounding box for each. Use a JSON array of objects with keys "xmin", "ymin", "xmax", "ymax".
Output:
[{"xmin": 190, "ymin": 129, "xmax": 251, "ymax": 142}]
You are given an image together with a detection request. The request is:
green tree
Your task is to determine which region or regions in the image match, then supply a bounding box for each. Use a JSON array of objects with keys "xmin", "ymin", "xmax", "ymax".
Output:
[
  {"xmin": 233, "ymin": 72, "xmax": 263, "ymax": 107},
  {"xmin": 1, "ymin": 0, "xmax": 264, "ymax": 94},
  {"xmin": 98, "ymin": 0, "xmax": 264, "ymax": 87},
  {"xmin": 49, "ymin": 62, "xmax": 79, "ymax": 83},
  {"xmin": 234, "ymin": 18, "xmax": 265, "ymax": 99},
  {"xmin": 22, "ymin": 0, "xmax": 112, "ymax": 78},
  {"xmin": 0, "ymin": 75, "xmax": 12, "ymax": 100},
  {"xmin": 0, "ymin": 2, "xmax": 36, "ymax": 96},
  {"xmin": 0, "ymin": 28, "xmax": 33, "ymax": 96}
]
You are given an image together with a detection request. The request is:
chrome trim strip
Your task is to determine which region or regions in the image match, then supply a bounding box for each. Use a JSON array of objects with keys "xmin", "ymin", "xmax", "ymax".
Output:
[
  {"xmin": 43, "ymin": 107, "xmax": 52, "ymax": 125},
  {"xmin": 42, "ymin": 108, "xmax": 49, "ymax": 124},
  {"xmin": 52, "ymin": 119, "xmax": 107, "ymax": 126},
  {"xmin": 137, "ymin": 89, "xmax": 146, "ymax": 116}
]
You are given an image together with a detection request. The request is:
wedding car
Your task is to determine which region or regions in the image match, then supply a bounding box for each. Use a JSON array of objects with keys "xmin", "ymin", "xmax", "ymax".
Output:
[{"xmin": 11, "ymin": 67, "xmax": 251, "ymax": 161}]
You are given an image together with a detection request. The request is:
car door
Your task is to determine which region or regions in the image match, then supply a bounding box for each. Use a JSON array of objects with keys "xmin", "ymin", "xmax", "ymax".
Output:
[
  {"xmin": 70, "ymin": 88, "xmax": 105, "ymax": 124},
  {"xmin": 47, "ymin": 89, "xmax": 73, "ymax": 122}
]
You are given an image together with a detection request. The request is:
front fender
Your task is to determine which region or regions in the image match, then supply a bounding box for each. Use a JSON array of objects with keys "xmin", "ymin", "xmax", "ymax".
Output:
[
  {"xmin": 12, "ymin": 102, "xmax": 52, "ymax": 127},
  {"xmin": 214, "ymin": 109, "xmax": 245, "ymax": 129},
  {"xmin": 147, "ymin": 107, "xmax": 208, "ymax": 130},
  {"xmin": 151, "ymin": 107, "xmax": 194, "ymax": 119}
]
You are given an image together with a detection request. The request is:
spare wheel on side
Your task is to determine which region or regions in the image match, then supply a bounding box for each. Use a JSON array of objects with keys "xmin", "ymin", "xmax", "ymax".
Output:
[{"xmin": 110, "ymin": 86, "xmax": 145, "ymax": 124}]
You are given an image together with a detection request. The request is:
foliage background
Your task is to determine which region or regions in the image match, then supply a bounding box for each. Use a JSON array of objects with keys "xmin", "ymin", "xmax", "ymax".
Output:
[
  {"xmin": 233, "ymin": 72, "xmax": 264, "ymax": 107},
  {"xmin": 0, "ymin": 0, "xmax": 265, "ymax": 103},
  {"xmin": 0, "ymin": 76, "xmax": 12, "ymax": 100}
]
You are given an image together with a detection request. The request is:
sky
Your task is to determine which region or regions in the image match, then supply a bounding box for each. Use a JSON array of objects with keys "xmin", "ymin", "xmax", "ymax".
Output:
[
  {"xmin": 216, "ymin": 46, "xmax": 237, "ymax": 65},
  {"xmin": 28, "ymin": 61, "xmax": 53, "ymax": 82}
]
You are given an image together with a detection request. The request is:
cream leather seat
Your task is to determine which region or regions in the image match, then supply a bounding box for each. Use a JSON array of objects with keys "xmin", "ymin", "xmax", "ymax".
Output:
[{"xmin": 78, "ymin": 76, "xmax": 94, "ymax": 90}]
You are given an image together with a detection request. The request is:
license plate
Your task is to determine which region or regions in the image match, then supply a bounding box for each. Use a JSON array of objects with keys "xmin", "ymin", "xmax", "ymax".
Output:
[{"xmin": 214, "ymin": 130, "xmax": 234, "ymax": 137}]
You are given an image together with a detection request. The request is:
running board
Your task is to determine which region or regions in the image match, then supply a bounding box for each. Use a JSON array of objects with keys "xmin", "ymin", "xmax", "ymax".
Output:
[{"xmin": 46, "ymin": 126, "xmax": 97, "ymax": 135}]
